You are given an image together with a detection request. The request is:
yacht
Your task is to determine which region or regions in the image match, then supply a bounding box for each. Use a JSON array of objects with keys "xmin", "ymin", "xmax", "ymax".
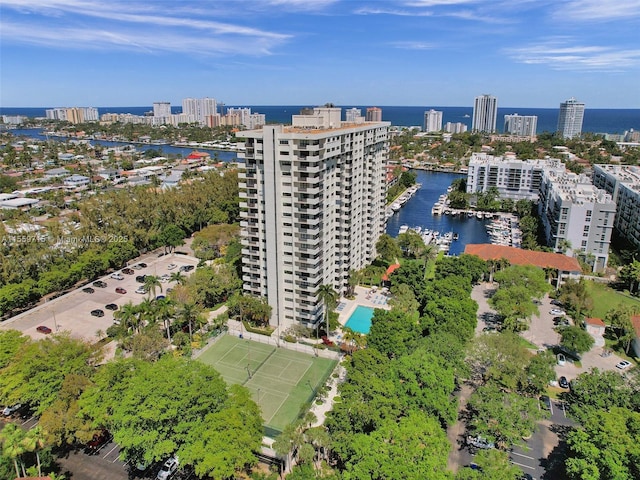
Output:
[{"xmin": 398, "ymin": 225, "xmax": 409, "ymax": 235}]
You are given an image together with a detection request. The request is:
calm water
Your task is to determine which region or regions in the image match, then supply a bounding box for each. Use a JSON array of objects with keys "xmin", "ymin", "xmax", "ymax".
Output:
[
  {"xmin": 386, "ymin": 170, "xmax": 490, "ymax": 255},
  {"xmin": 2, "ymin": 106, "xmax": 638, "ymax": 134},
  {"xmin": 7, "ymin": 128, "xmax": 238, "ymax": 161}
]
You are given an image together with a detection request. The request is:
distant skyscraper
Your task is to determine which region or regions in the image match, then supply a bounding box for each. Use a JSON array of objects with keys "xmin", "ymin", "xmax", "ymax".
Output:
[
  {"xmin": 366, "ymin": 107, "xmax": 382, "ymax": 122},
  {"xmin": 557, "ymin": 98, "xmax": 585, "ymax": 138},
  {"xmin": 153, "ymin": 102, "xmax": 171, "ymax": 118},
  {"xmin": 472, "ymin": 94, "xmax": 498, "ymax": 133},
  {"xmin": 504, "ymin": 114, "xmax": 538, "ymax": 137},
  {"xmin": 182, "ymin": 97, "xmax": 217, "ymax": 125},
  {"xmin": 423, "ymin": 109, "xmax": 443, "ymax": 133},
  {"xmin": 345, "ymin": 108, "xmax": 362, "ymax": 123},
  {"xmin": 445, "ymin": 122, "xmax": 467, "ymax": 134}
]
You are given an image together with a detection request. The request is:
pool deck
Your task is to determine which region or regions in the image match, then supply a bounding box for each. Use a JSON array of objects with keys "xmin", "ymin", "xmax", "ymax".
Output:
[{"xmin": 336, "ymin": 286, "xmax": 392, "ymax": 334}]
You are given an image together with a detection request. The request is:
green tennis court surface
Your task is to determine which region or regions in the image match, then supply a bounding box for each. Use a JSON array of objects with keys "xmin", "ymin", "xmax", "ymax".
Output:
[{"xmin": 197, "ymin": 334, "xmax": 337, "ymax": 433}]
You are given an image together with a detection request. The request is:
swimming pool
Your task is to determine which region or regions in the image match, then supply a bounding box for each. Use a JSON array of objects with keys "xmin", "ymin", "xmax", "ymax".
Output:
[{"xmin": 344, "ymin": 305, "xmax": 375, "ymax": 334}]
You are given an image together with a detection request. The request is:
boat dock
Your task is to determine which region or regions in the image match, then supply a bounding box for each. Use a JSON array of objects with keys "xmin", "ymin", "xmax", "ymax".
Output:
[
  {"xmin": 397, "ymin": 225, "xmax": 457, "ymax": 255},
  {"xmin": 486, "ymin": 214, "xmax": 522, "ymax": 248},
  {"xmin": 387, "ymin": 183, "xmax": 422, "ymax": 219}
]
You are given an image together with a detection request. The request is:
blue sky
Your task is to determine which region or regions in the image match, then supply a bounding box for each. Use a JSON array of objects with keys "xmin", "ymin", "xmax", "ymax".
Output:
[{"xmin": 1, "ymin": 0, "xmax": 639, "ymax": 108}]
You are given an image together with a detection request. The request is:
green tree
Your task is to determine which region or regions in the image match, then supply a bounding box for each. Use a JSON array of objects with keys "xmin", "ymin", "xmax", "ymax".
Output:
[
  {"xmin": 0, "ymin": 330, "xmax": 28, "ymax": 369},
  {"xmin": 368, "ymin": 309, "xmax": 421, "ymax": 359},
  {"xmin": 566, "ymin": 368, "xmax": 632, "ymax": 421},
  {"xmin": 143, "ymin": 274, "xmax": 162, "ymax": 299},
  {"xmin": 157, "ymin": 224, "xmax": 186, "ymax": 253},
  {"xmin": 605, "ymin": 305, "xmax": 639, "ymax": 353},
  {"xmin": 78, "ymin": 357, "xmax": 261, "ymax": 473},
  {"xmin": 0, "ymin": 423, "xmax": 26, "ymax": 478},
  {"xmin": 21, "ymin": 426, "xmax": 47, "ymax": 477},
  {"xmin": 375, "ymin": 234, "xmax": 402, "ymax": 265},
  {"xmin": 560, "ymin": 326, "xmax": 595, "ymax": 354},
  {"xmin": 0, "ymin": 333, "xmax": 102, "ymax": 415},
  {"xmin": 456, "ymin": 449, "xmax": 521, "ymax": 480},
  {"xmin": 558, "ymin": 279, "xmax": 593, "ymax": 319}
]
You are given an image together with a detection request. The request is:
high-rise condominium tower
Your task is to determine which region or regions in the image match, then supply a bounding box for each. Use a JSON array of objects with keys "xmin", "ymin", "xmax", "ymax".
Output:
[
  {"xmin": 182, "ymin": 97, "xmax": 217, "ymax": 125},
  {"xmin": 424, "ymin": 109, "xmax": 443, "ymax": 133},
  {"xmin": 472, "ymin": 94, "xmax": 498, "ymax": 133},
  {"xmin": 237, "ymin": 107, "xmax": 390, "ymax": 332},
  {"xmin": 557, "ymin": 98, "xmax": 585, "ymax": 138},
  {"xmin": 504, "ymin": 114, "xmax": 538, "ymax": 137},
  {"xmin": 366, "ymin": 107, "xmax": 382, "ymax": 122},
  {"xmin": 153, "ymin": 102, "xmax": 172, "ymax": 118}
]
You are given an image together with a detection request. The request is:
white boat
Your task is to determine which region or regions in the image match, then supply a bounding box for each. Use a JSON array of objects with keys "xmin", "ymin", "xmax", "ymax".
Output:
[
  {"xmin": 398, "ymin": 225, "xmax": 409, "ymax": 234},
  {"xmin": 476, "ymin": 212, "xmax": 484, "ymax": 219},
  {"xmin": 391, "ymin": 202, "xmax": 401, "ymax": 211}
]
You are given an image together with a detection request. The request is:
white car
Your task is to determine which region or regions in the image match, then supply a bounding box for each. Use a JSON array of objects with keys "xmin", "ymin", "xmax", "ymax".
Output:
[
  {"xmin": 160, "ymin": 274, "xmax": 170, "ymax": 283},
  {"xmin": 110, "ymin": 273, "xmax": 124, "ymax": 280},
  {"xmin": 550, "ymin": 309, "xmax": 566, "ymax": 316},
  {"xmin": 156, "ymin": 455, "xmax": 179, "ymax": 480},
  {"xmin": 2, "ymin": 403, "xmax": 22, "ymax": 416},
  {"xmin": 167, "ymin": 263, "xmax": 177, "ymax": 270},
  {"xmin": 616, "ymin": 360, "xmax": 632, "ymax": 370},
  {"xmin": 135, "ymin": 286, "xmax": 147, "ymax": 294}
]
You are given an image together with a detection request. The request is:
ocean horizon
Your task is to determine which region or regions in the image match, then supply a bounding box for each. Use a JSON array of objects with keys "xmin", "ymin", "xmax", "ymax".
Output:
[{"xmin": 1, "ymin": 105, "xmax": 638, "ymax": 135}]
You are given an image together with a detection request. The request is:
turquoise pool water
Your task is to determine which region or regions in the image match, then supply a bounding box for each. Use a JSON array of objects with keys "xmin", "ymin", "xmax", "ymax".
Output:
[{"xmin": 345, "ymin": 305, "xmax": 374, "ymax": 334}]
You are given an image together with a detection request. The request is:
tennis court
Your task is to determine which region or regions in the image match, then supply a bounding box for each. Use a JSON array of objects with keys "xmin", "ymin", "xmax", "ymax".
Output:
[{"xmin": 197, "ymin": 334, "xmax": 337, "ymax": 432}]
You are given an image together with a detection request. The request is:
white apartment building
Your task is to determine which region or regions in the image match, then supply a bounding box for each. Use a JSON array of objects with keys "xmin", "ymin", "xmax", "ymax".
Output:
[
  {"xmin": 504, "ymin": 114, "xmax": 537, "ymax": 138},
  {"xmin": 538, "ymin": 170, "xmax": 615, "ymax": 272},
  {"xmin": 557, "ymin": 98, "xmax": 585, "ymax": 139},
  {"xmin": 345, "ymin": 108, "xmax": 365, "ymax": 124},
  {"xmin": 46, "ymin": 107, "xmax": 99, "ymax": 123},
  {"xmin": 466, "ymin": 152, "xmax": 565, "ymax": 200},
  {"xmin": 423, "ymin": 109, "xmax": 443, "ymax": 133},
  {"xmin": 472, "ymin": 94, "xmax": 498, "ymax": 133},
  {"xmin": 593, "ymin": 165, "xmax": 640, "ymax": 250},
  {"xmin": 237, "ymin": 107, "xmax": 390, "ymax": 331},
  {"xmin": 445, "ymin": 122, "xmax": 468, "ymax": 134},
  {"xmin": 153, "ymin": 102, "xmax": 172, "ymax": 118},
  {"xmin": 182, "ymin": 97, "xmax": 218, "ymax": 125}
]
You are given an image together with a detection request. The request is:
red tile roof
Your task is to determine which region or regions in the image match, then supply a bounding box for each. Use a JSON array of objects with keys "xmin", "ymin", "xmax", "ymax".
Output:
[
  {"xmin": 464, "ymin": 244, "xmax": 582, "ymax": 272},
  {"xmin": 585, "ymin": 317, "xmax": 606, "ymax": 327}
]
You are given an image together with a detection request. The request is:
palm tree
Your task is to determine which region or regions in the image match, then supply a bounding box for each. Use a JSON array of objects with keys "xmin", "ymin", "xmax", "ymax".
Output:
[
  {"xmin": 22, "ymin": 426, "xmax": 46, "ymax": 477},
  {"xmin": 0, "ymin": 423, "xmax": 27, "ymax": 478},
  {"xmin": 317, "ymin": 284, "xmax": 338, "ymax": 337},
  {"xmin": 154, "ymin": 298, "xmax": 176, "ymax": 344},
  {"xmin": 169, "ymin": 271, "xmax": 186, "ymax": 285},
  {"xmin": 115, "ymin": 302, "xmax": 141, "ymax": 334},
  {"xmin": 179, "ymin": 301, "xmax": 203, "ymax": 341},
  {"xmin": 556, "ymin": 239, "xmax": 572, "ymax": 255},
  {"xmin": 346, "ymin": 269, "xmax": 361, "ymax": 297},
  {"xmin": 144, "ymin": 275, "xmax": 162, "ymax": 299}
]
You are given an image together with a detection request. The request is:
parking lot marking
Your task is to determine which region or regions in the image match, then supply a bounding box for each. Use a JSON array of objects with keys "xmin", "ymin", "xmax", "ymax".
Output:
[
  {"xmin": 511, "ymin": 451, "xmax": 536, "ymax": 460},
  {"xmin": 21, "ymin": 416, "xmax": 35, "ymax": 426},
  {"xmin": 511, "ymin": 460, "xmax": 536, "ymax": 470},
  {"xmin": 103, "ymin": 444, "xmax": 119, "ymax": 459}
]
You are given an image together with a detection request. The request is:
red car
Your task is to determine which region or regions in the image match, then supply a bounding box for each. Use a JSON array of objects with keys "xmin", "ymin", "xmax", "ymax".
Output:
[
  {"xmin": 36, "ymin": 326, "xmax": 52, "ymax": 334},
  {"xmin": 122, "ymin": 268, "xmax": 135, "ymax": 275},
  {"xmin": 86, "ymin": 429, "xmax": 111, "ymax": 453},
  {"xmin": 115, "ymin": 287, "xmax": 127, "ymax": 294}
]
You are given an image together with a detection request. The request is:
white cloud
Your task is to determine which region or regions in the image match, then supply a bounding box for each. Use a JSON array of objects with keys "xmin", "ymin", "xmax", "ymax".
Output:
[
  {"xmin": 0, "ymin": 0, "xmax": 291, "ymax": 55},
  {"xmin": 506, "ymin": 39, "xmax": 640, "ymax": 71},
  {"xmin": 554, "ymin": 0, "xmax": 640, "ymax": 21},
  {"xmin": 354, "ymin": 7, "xmax": 433, "ymax": 16},
  {"xmin": 390, "ymin": 41, "xmax": 436, "ymax": 49}
]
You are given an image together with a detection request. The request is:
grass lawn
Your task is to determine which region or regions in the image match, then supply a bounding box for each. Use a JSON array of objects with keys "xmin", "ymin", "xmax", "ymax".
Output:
[
  {"xmin": 584, "ymin": 281, "xmax": 640, "ymax": 318},
  {"xmin": 198, "ymin": 334, "xmax": 337, "ymax": 434}
]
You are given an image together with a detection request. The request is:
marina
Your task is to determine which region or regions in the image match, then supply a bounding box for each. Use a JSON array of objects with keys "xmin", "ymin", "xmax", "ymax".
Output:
[
  {"xmin": 386, "ymin": 170, "xmax": 491, "ymax": 255},
  {"xmin": 396, "ymin": 225, "xmax": 458, "ymax": 255}
]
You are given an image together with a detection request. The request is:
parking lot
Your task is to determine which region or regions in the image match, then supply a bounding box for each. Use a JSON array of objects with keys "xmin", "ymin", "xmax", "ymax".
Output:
[{"xmin": 0, "ymin": 251, "xmax": 199, "ymax": 343}]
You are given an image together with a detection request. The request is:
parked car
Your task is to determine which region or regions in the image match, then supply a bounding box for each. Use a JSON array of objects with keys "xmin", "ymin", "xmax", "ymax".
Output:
[
  {"xmin": 105, "ymin": 303, "xmax": 118, "ymax": 311},
  {"xmin": 36, "ymin": 326, "xmax": 52, "ymax": 334},
  {"xmin": 550, "ymin": 299, "xmax": 563, "ymax": 306},
  {"xmin": 158, "ymin": 252, "xmax": 166, "ymax": 257},
  {"xmin": 550, "ymin": 309, "xmax": 566, "ymax": 316},
  {"xmin": 135, "ymin": 286, "xmax": 148, "ymax": 294},
  {"xmin": 180, "ymin": 265, "xmax": 194, "ymax": 272},
  {"xmin": 139, "ymin": 262, "xmax": 148, "ymax": 268},
  {"xmin": 156, "ymin": 456, "xmax": 179, "ymax": 480},
  {"xmin": 122, "ymin": 268, "xmax": 135, "ymax": 275},
  {"xmin": 557, "ymin": 353, "xmax": 566, "ymax": 366},
  {"xmin": 93, "ymin": 280, "xmax": 107, "ymax": 288},
  {"xmin": 136, "ymin": 275, "xmax": 146, "ymax": 283},
  {"xmin": 86, "ymin": 429, "xmax": 111, "ymax": 453},
  {"xmin": 111, "ymin": 273, "xmax": 124, "ymax": 280},
  {"xmin": 82, "ymin": 287, "xmax": 95, "ymax": 294},
  {"xmin": 2, "ymin": 403, "xmax": 22, "ymax": 416},
  {"xmin": 467, "ymin": 435, "xmax": 495, "ymax": 450},
  {"xmin": 559, "ymin": 376, "xmax": 570, "ymax": 389},
  {"xmin": 115, "ymin": 287, "xmax": 127, "ymax": 294},
  {"xmin": 160, "ymin": 274, "xmax": 170, "ymax": 283},
  {"xmin": 90, "ymin": 309, "xmax": 105, "ymax": 317},
  {"xmin": 167, "ymin": 263, "xmax": 177, "ymax": 270},
  {"xmin": 616, "ymin": 360, "xmax": 632, "ymax": 370}
]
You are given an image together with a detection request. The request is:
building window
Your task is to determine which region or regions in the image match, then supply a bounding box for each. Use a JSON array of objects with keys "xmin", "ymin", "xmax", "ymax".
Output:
[{"xmin": 581, "ymin": 240, "xmax": 587, "ymax": 247}]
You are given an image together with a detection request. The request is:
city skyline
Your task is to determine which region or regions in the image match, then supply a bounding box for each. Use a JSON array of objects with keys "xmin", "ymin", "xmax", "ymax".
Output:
[{"xmin": 1, "ymin": 0, "xmax": 640, "ymax": 108}]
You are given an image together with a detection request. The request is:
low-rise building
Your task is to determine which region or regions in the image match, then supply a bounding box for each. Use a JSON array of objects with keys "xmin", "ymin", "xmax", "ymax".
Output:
[
  {"xmin": 64, "ymin": 174, "xmax": 90, "ymax": 188},
  {"xmin": 584, "ymin": 317, "xmax": 606, "ymax": 347},
  {"xmin": 466, "ymin": 152, "xmax": 565, "ymax": 201}
]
